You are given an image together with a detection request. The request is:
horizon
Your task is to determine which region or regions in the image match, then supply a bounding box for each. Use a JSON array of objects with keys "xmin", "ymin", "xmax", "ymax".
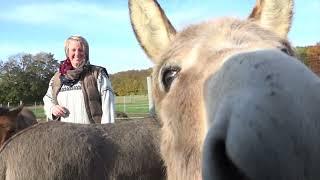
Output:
[{"xmin": 0, "ymin": 0, "xmax": 319, "ymax": 74}]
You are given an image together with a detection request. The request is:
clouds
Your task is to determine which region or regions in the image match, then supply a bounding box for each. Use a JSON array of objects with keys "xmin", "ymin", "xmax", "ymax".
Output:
[
  {"xmin": 0, "ymin": 2, "xmax": 128, "ymax": 25},
  {"xmin": 0, "ymin": 42, "xmax": 61, "ymax": 60}
]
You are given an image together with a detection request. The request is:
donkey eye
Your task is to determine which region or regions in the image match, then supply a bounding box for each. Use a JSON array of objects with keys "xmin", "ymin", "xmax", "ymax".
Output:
[{"xmin": 162, "ymin": 67, "xmax": 181, "ymax": 92}]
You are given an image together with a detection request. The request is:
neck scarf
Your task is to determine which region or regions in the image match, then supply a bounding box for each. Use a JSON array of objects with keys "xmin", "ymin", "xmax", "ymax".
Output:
[{"xmin": 59, "ymin": 59, "xmax": 87, "ymax": 87}]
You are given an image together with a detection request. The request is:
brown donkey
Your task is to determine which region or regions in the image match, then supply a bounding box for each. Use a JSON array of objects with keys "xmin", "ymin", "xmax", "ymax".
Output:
[
  {"xmin": 0, "ymin": 106, "xmax": 37, "ymax": 147},
  {"xmin": 129, "ymin": 0, "xmax": 320, "ymax": 179}
]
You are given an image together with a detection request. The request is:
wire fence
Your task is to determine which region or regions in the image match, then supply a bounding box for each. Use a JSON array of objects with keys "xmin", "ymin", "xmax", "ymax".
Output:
[{"xmin": 115, "ymin": 95, "xmax": 151, "ymax": 118}]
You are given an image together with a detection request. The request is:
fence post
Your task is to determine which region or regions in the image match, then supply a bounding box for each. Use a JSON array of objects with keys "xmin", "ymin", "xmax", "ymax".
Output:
[
  {"xmin": 123, "ymin": 96, "xmax": 126, "ymax": 113},
  {"xmin": 34, "ymin": 102, "xmax": 37, "ymax": 116},
  {"xmin": 147, "ymin": 76, "xmax": 155, "ymax": 116}
]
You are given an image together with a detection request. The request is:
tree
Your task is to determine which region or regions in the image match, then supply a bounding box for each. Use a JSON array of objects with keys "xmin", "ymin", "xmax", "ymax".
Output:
[
  {"xmin": 306, "ymin": 44, "xmax": 320, "ymax": 75},
  {"xmin": 295, "ymin": 46, "xmax": 308, "ymax": 65},
  {"xmin": 110, "ymin": 68, "xmax": 152, "ymax": 96},
  {"xmin": 0, "ymin": 52, "xmax": 59, "ymax": 105}
]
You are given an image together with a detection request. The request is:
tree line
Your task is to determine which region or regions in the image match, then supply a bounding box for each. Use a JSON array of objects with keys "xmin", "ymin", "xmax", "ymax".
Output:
[
  {"xmin": 0, "ymin": 43, "xmax": 319, "ymax": 105},
  {"xmin": 0, "ymin": 53, "xmax": 59, "ymax": 105},
  {"xmin": 110, "ymin": 68, "xmax": 152, "ymax": 96},
  {"xmin": 295, "ymin": 43, "xmax": 320, "ymax": 75}
]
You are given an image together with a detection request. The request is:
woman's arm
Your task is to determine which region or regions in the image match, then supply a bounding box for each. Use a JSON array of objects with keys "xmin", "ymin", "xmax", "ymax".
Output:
[{"xmin": 98, "ymin": 70, "xmax": 115, "ymax": 123}]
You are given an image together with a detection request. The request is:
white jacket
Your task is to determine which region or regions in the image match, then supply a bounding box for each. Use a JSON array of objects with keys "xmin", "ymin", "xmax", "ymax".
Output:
[{"xmin": 43, "ymin": 71, "xmax": 115, "ymax": 124}]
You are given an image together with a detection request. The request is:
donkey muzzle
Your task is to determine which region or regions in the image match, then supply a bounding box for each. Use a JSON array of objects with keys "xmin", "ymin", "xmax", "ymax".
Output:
[{"xmin": 202, "ymin": 50, "xmax": 320, "ymax": 180}]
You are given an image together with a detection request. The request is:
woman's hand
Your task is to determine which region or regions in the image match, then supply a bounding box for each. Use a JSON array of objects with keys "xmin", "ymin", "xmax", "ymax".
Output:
[{"xmin": 51, "ymin": 105, "xmax": 69, "ymax": 117}]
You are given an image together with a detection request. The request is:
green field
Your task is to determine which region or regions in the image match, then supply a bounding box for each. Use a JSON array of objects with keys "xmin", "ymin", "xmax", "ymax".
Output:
[
  {"xmin": 31, "ymin": 107, "xmax": 46, "ymax": 121},
  {"xmin": 115, "ymin": 95, "xmax": 149, "ymax": 116},
  {"xmin": 27, "ymin": 95, "xmax": 150, "ymax": 120}
]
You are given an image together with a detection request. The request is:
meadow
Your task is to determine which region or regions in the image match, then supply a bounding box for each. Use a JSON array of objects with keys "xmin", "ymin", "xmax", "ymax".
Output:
[{"xmin": 28, "ymin": 95, "xmax": 150, "ymax": 121}]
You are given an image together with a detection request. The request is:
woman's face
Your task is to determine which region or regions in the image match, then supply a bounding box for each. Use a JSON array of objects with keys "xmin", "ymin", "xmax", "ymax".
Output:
[{"xmin": 68, "ymin": 40, "xmax": 85, "ymax": 68}]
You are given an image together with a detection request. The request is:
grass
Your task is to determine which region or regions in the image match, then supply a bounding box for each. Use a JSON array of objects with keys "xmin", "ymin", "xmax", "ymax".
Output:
[
  {"xmin": 115, "ymin": 95, "xmax": 150, "ymax": 117},
  {"xmin": 27, "ymin": 95, "xmax": 150, "ymax": 120},
  {"xmin": 116, "ymin": 104, "xmax": 149, "ymax": 113},
  {"xmin": 31, "ymin": 107, "xmax": 46, "ymax": 120}
]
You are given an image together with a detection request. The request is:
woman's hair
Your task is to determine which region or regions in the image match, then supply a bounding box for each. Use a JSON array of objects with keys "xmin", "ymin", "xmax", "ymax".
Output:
[{"xmin": 64, "ymin": 35, "xmax": 90, "ymax": 62}]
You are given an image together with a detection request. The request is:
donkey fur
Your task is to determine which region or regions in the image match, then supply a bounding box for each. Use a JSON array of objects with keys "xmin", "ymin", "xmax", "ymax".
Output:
[{"xmin": 0, "ymin": 118, "xmax": 165, "ymax": 180}]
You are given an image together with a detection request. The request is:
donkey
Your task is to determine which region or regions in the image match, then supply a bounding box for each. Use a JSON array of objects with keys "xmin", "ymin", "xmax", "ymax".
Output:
[
  {"xmin": 129, "ymin": 0, "xmax": 320, "ymax": 179},
  {"xmin": 0, "ymin": 106, "xmax": 37, "ymax": 147},
  {"xmin": 0, "ymin": 117, "xmax": 165, "ymax": 180}
]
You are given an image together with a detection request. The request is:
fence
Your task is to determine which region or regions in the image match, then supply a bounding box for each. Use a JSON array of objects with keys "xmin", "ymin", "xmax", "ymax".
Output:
[
  {"xmin": 1, "ymin": 95, "xmax": 152, "ymax": 121},
  {"xmin": 115, "ymin": 95, "xmax": 150, "ymax": 118}
]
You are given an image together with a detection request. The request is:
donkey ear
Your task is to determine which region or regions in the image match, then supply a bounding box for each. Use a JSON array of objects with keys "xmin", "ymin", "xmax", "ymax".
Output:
[
  {"xmin": 248, "ymin": 0, "xmax": 293, "ymax": 38},
  {"xmin": 129, "ymin": 0, "xmax": 176, "ymax": 63}
]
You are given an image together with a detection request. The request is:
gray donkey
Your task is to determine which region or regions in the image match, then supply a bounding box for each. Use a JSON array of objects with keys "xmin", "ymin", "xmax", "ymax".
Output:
[
  {"xmin": 129, "ymin": 0, "xmax": 320, "ymax": 179},
  {"xmin": 0, "ymin": 117, "xmax": 165, "ymax": 180}
]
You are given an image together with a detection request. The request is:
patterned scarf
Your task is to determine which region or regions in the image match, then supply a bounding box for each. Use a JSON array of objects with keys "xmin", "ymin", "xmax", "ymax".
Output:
[{"xmin": 59, "ymin": 59, "xmax": 86, "ymax": 87}]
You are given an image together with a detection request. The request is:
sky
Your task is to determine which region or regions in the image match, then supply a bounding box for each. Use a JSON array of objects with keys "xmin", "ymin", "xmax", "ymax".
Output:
[{"xmin": 0, "ymin": 0, "xmax": 319, "ymax": 74}]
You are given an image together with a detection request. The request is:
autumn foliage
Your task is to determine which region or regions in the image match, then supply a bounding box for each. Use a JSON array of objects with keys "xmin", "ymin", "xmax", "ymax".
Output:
[
  {"xmin": 296, "ymin": 43, "xmax": 320, "ymax": 76},
  {"xmin": 306, "ymin": 44, "xmax": 320, "ymax": 75}
]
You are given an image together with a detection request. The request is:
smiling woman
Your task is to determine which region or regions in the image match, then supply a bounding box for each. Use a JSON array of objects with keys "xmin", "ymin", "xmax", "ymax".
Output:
[{"xmin": 43, "ymin": 35, "xmax": 115, "ymax": 124}]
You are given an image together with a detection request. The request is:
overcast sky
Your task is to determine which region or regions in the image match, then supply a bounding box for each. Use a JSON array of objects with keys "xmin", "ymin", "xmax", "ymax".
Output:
[{"xmin": 1, "ymin": 0, "xmax": 319, "ymax": 73}]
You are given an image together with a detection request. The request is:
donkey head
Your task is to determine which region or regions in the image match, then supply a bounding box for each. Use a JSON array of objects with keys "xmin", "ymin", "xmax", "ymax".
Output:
[
  {"xmin": 0, "ymin": 105, "xmax": 36, "ymax": 148},
  {"xmin": 129, "ymin": 0, "xmax": 320, "ymax": 179},
  {"xmin": 0, "ymin": 106, "xmax": 23, "ymax": 147}
]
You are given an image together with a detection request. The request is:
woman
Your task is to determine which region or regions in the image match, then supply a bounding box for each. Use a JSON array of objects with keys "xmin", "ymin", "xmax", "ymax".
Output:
[{"xmin": 43, "ymin": 35, "xmax": 115, "ymax": 124}]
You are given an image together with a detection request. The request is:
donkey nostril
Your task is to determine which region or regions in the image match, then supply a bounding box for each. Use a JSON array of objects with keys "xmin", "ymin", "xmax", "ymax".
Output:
[{"xmin": 203, "ymin": 136, "xmax": 249, "ymax": 180}]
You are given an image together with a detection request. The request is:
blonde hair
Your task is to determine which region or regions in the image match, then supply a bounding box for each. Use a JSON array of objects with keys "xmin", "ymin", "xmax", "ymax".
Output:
[{"xmin": 64, "ymin": 35, "xmax": 90, "ymax": 62}]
